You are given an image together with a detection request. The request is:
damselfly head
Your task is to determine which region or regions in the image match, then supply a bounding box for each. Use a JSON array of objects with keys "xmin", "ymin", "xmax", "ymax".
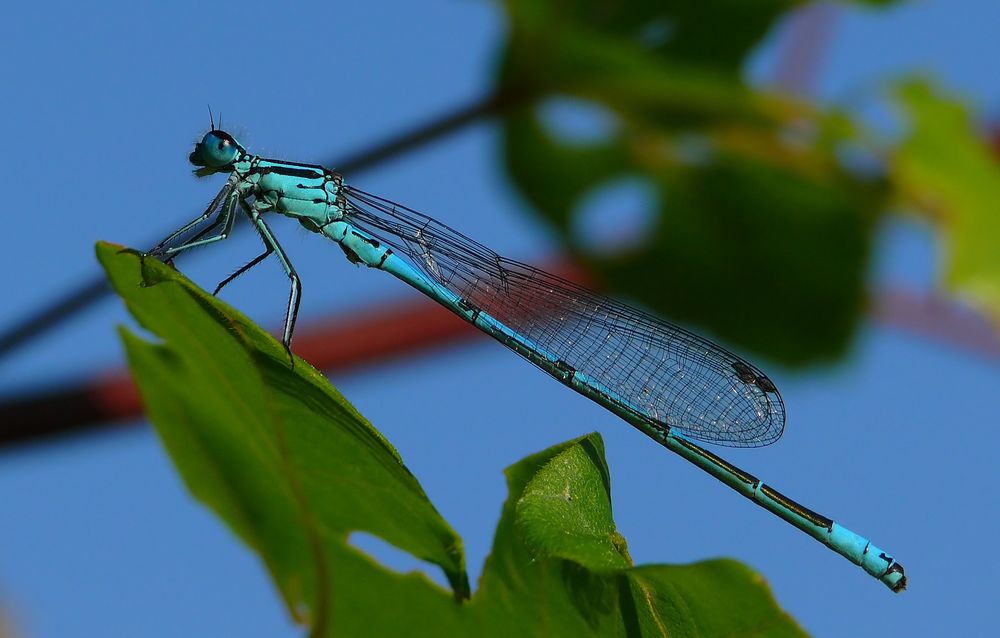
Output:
[{"xmin": 190, "ymin": 130, "xmax": 243, "ymax": 174}]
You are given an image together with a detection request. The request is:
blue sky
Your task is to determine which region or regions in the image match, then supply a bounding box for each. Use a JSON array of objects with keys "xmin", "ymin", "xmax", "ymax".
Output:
[{"xmin": 1, "ymin": 1, "xmax": 998, "ymax": 636}]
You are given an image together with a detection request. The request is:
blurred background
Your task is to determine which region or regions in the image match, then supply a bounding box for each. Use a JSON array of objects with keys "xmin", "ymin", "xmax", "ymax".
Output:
[{"xmin": 1, "ymin": 0, "xmax": 998, "ymax": 635}]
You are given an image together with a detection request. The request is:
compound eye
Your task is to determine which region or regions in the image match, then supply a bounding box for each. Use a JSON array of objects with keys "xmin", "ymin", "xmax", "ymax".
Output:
[{"xmin": 191, "ymin": 131, "xmax": 240, "ymax": 168}]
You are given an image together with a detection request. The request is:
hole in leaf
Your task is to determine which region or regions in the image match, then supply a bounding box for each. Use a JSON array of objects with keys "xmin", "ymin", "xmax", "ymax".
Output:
[
  {"xmin": 571, "ymin": 177, "xmax": 658, "ymax": 257},
  {"xmin": 347, "ymin": 531, "xmax": 450, "ymax": 589},
  {"xmin": 538, "ymin": 97, "xmax": 618, "ymax": 145}
]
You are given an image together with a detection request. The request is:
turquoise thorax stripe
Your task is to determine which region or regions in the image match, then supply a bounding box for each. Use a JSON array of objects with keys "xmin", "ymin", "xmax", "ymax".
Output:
[{"xmin": 245, "ymin": 158, "xmax": 342, "ymax": 223}]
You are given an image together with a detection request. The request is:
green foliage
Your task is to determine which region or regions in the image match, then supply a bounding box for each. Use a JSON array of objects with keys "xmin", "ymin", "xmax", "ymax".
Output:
[
  {"xmin": 889, "ymin": 79, "xmax": 1000, "ymax": 333},
  {"xmin": 98, "ymin": 243, "xmax": 805, "ymax": 637},
  {"xmin": 496, "ymin": 0, "xmax": 892, "ymax": 365}
]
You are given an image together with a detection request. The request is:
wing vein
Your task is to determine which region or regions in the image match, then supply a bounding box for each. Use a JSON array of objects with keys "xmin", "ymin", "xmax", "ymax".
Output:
[{"xmin": 342, "ymin": 186, "xmax": 785, "ymax": 447}]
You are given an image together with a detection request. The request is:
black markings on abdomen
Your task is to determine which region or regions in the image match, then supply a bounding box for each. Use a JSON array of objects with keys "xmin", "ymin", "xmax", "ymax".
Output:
[
  {"xmin": 553, "ymin": 359, "xmax": 576, "ymax": 381},
  {"xmin": 458, "ymin": 297, "xmax": 482, "ymax": 321}
]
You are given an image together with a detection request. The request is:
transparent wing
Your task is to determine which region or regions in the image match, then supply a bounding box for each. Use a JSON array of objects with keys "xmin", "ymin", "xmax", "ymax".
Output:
[{"xmin": 342, "ymin": 186, "xmax": 785, "ymax": 447}]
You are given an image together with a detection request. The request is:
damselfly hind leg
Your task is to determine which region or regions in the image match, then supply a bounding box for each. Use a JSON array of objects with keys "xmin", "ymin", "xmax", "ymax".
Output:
[{"xmin": 247, "ymin": 205, "xmax": 300, "ymax": 366}]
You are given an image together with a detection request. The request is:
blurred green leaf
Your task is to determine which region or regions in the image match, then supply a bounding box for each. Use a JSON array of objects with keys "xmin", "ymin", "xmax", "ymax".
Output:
[
  {"xmin": 890, "ymin": 79, "xmax": 1000, "ymax": 332},
  {"xmin": 496, "ymin": 0, "xmax": 892, "ymax": 364},
  {"xmin": 98, "ymin": 242, "xmax": 804, "ymax": 636}
]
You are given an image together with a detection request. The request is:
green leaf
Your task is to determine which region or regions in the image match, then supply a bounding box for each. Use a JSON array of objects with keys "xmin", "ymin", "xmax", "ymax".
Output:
[
  {"xmin": 98, "ymin": 243, "xmax": 469, "ymax": 632},
  {"xmin": 515, "ymin": 436, "xmax": 631, "ymax": 570},
  {"xmin": 496, "ymin": 0, "xmax": 891, "ymax": 364},
  {"xmin": 889, "ymin": 79, "xmax": 1000, "ymax": 333},
  {"xmin": 478, "ymin": 434, "xmax": 806, "ymax": 637},
  {"xmin": 98, "ymin": 242, "xmax": 804, "ymax": 636}
]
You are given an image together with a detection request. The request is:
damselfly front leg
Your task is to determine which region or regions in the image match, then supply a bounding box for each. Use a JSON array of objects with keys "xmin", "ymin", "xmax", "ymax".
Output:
[{"xmin": 147, "ymin": 183, "xmax": 236, "ymax": 258}]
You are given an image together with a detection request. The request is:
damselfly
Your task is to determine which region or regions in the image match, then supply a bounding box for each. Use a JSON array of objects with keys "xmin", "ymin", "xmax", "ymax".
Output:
[{"xmin": 146, "ymin": 125, "xmax": 906, "ymax": 592}]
